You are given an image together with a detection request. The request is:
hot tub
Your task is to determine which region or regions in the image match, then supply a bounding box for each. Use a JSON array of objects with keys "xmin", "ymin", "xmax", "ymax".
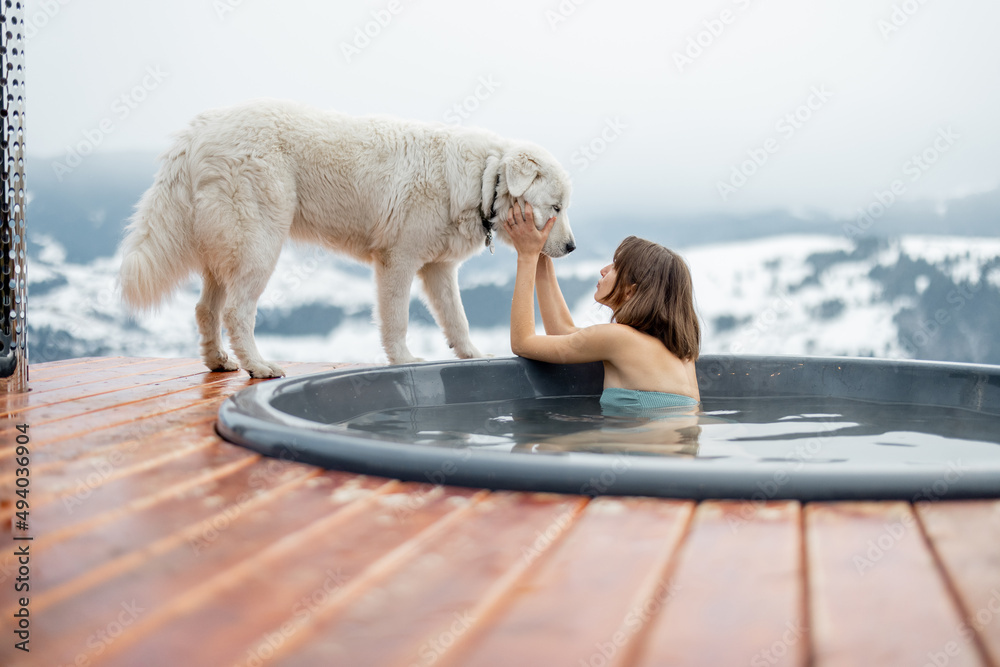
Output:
[{"xmin": 216, "ymin": 355, "xmax": 1000, "ymax": 500}]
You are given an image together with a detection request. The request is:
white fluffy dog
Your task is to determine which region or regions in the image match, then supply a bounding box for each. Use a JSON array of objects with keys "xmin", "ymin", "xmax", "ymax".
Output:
[{"xmin": 119, "ymin": 99, "xmax": 575, "ymax": 378}]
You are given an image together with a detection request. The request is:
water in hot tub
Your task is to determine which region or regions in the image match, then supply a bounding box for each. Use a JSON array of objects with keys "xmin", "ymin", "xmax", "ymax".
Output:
[{"xmin": 339, "ymin": 396, "xmax": 1000, "ymax": 467}]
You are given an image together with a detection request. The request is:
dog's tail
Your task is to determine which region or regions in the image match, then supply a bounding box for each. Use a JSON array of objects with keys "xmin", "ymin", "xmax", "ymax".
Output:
[{"xmin": 119, "ymin": 150, "xmax": 198, "ymax": 312}]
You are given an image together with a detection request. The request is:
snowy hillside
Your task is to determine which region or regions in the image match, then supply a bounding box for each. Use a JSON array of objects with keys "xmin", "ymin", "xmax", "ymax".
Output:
[{"xmin": 27, "ymin": 233, "xmax": 1000, "ymax": 367}]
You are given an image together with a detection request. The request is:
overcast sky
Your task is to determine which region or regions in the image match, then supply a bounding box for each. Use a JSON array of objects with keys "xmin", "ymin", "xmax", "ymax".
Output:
[{"xmin": 23, "ymin": 0, "xmax": 1000, "ymax": 222}]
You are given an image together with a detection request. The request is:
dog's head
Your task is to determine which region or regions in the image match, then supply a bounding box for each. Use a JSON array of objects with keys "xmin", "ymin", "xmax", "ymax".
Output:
[{"xmin": 487, "ymin": 146, "xmax": 575, "ymax": 257}]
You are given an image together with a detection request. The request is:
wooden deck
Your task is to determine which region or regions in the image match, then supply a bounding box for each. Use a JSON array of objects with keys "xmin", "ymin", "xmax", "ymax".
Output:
[{"xmin": 1, "ymin": 357, "xmax": 999, "ymax": 667}]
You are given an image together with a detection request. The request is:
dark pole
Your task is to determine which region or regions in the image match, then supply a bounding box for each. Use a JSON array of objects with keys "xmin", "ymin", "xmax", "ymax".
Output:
[{"xmin": 1, "ymin": 3, "xmax": 27, "ymax": 392}]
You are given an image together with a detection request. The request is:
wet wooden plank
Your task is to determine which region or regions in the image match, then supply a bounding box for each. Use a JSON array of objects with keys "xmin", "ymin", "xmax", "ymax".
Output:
[
  {"xmin": 5, "ymin": 361, "xmax": 348, "ymax": 485},
  {"xmin": 0, "ymin": 462, "xmax": 318, "ymax": 629},
  {"xmin": 5, "ymin": 356, "xmax": 997, "ymax": 667},
  {"xmin": 806, "ymin": 502, "xmax": 985, "ymax": 667},
  {"xmin": 0, "ymin": 377, "xmax": 249, "ymax": 455},
  {"xmin": 29, "ymin": 466, "xmax": 328, "ymax": 608},
  {"xmin": 917, "ymin": 500, "xmax": 1000, "ymax": 665},
  {"xmin": 3, "ymin": 368, "xmax": 277, "ymax": 429},
  {"xmin": 29, "ymin": 356, "xmax": 152, "ymax": 378},
  {"xmin": 27, "ymin": 355, "xmax": 114, "ymax": 371},
  {"xmin": 0, "ymin": 360, "xmax": 345, "ymax": 446},
  {"xmin": 23, "ymin": 473, "xmax": 399, "ymax": 667},
  {"xmin": 2, "ymin": 357, "xmax": 195, "ymax": 397},
  {"xmin": 2, "ymin": 385, "xmax": 250, "ymax": 460},
  {"xmin": 11, "ymin": 411, "xmax": 217, "ymax": 471},
  {"xmin": 0, "ymin": 364, "xmax": 350, "ymax": 480},
  {"xmin": 1, "ymin": 434, "xmax": 251, "ymax": 530},
  {"xmin": 631, "ymin": 501, "xmax": 806, "ymax": 667},
  {"xmin": 0, "ymin": 359, "xmax": 209, "ymax": 414},
  {"xmin": 99, "ymin": 482, "xmax": 488, "ymax": 667},
  {"xmin": 24, "ymin": 439, "xmax": 260, "ymax": 539},
  {"xmin": 0, "ymin": 408, "xmax": 224, "ymax": 514},
  {"xmin": 249, "ymin": 492, "xmax": 592, "ymax": 667},
  {"xmin": 446, "ymin": 496, "xmax": 694, "ymax": 667},
  {"xmin": 0, "ymin": 360, "xmax": 361, "ymax": 525},
  {"xmin": 4, "ymin": 359, "xmax": 350, "ymax": 462},
  {"xmin": 1, "ymin": 416, "xmax": 219, "ymax": 502}
]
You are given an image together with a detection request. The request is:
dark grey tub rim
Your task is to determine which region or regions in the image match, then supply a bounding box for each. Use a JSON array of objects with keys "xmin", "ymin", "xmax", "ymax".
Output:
[{"xmin": 215, "ymin": 355, "xmax": 1000, "ymax": 501}]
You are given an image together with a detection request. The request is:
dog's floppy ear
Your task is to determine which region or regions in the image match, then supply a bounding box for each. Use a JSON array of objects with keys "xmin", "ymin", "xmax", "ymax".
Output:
[{"xmin": 503, "ymin": 152, "xmax": 539, "ymax": 198}]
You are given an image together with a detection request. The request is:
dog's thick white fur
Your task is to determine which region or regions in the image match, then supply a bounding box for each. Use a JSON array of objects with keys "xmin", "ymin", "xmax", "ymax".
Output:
[{"xmin": 119, "ymin": 99, "xmax": 575, "ymax": 377}]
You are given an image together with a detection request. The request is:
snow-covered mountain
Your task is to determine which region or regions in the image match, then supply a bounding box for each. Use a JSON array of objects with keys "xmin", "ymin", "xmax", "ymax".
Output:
[{"xmin": 27, "ymin": 233, "xmax": 1000, "ymax": 367}]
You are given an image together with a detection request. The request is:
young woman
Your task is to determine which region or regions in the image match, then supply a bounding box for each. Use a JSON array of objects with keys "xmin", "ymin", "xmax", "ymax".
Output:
[{"xmin": 505, "ymin": 202, "xmax": 701, "ymax": 412}]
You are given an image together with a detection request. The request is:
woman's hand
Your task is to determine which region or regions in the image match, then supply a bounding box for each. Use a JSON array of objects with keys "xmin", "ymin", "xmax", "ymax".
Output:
[{"xmin": 505, "ymin": 202, "xmax": 555, "ymax": 258}]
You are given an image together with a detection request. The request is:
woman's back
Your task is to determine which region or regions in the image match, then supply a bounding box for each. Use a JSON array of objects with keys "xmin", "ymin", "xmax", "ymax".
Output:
[{"xmin": 601, "ymin": 324, "xmax": 700, "ymax": 401}]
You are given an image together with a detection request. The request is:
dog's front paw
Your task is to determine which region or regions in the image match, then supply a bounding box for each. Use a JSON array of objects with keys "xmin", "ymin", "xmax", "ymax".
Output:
[
  {"xmin": 245, "ymin": 361, "xmax": 287, "ymax": 379},
  {"xmin": 454, "ymin": 345, "xmax": 486, "ymax": 360},
  {"xmin": 388, "ymin": 354, "xmax": 425, "ymax": 365},
  {"xmin": 204, "ymin": 353, "xmax": 240, "ymax": 373}
]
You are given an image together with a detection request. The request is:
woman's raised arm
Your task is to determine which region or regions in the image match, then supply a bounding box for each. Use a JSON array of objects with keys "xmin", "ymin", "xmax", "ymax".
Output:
[{"xmin": 535, "ymin": 254, "xmax": 579, "ymax": 335}]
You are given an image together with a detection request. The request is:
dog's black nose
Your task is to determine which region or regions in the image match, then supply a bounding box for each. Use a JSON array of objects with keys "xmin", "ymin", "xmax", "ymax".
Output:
[{"xmin": 565, "ymin": 241, "xmax": 576, "ymax": 254}]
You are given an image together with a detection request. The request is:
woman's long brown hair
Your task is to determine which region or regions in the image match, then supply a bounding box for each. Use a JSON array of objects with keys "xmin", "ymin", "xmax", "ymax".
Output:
[{"xmin": 604, "ymin": 236, "xmax": 700, "ymax": 361}]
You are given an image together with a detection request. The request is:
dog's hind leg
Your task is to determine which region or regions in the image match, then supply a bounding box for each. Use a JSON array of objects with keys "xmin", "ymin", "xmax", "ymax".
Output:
[
  {"xmin": 374, "ymin": 255, "xmax": 423, "ymax": 365},
  {"xmin": 221, "ymin": 267, "xmax": 287, "ymax": 379},
  {"xmin": 199, "ymin": 162, "xmax": 294, "ymax": 379},
  {"xmin": 418, "ymin": 261, "xmax": 484, "ymax": 359},
  {"xmin": 196, "ymin": 271, "xmax": 239, "ymax": 372}
]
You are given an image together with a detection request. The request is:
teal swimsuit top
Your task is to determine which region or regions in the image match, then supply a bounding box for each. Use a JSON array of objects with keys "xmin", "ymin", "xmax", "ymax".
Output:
[{"xmin": 600, "ymin": 387, "xmax": 699, "ymax": 412}]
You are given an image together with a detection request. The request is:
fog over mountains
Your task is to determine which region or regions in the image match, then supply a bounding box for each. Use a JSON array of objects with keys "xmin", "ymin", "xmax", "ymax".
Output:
[{"xmin": 25, "ymin": 153, "xmax": 1000, "ymax": 367}]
